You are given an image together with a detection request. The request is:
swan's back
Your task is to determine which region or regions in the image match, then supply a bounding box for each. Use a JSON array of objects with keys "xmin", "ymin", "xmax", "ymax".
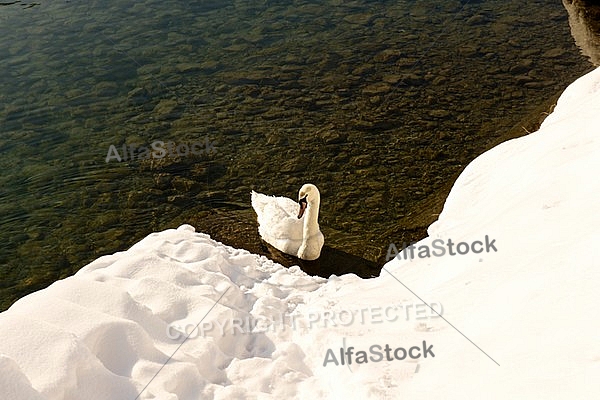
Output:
[
  {"xmin": 251, "ymin": 191, "xmax": 297, "ymax": 221},
  {"xmin": 251, "ymin": 191, "xmax": 304, "ymax": 254}
]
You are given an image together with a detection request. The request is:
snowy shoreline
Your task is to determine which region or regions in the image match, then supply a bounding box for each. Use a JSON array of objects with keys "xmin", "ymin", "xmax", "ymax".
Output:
[{"xmin": 1, "ymin": 66, "xmax": 600, "ymax": 399}]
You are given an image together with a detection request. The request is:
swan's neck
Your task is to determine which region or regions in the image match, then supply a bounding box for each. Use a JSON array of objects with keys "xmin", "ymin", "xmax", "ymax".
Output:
[{"xmin": 302, "ymin": 199, "xmax": 320, "ymax": 239}]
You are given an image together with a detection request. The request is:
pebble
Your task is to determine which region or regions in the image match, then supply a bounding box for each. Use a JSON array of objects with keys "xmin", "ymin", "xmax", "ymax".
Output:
[
  {"xmin": 542, "ymin": 48, "xmax": 566, "ymax": 58},
  {"xmin": 152, "ymin": 99, "xmax": 181, "ymax": 120},
  {"xmin": 362, "ymin": 82, "xmax": 391, "ymax": 95},
  {"xmin": 351, "ymin": 155, "xmax": 373, "ymax": 167},
  {"xmin": 429, "ymin": 109, "xmax": 451, "ymax": 119},
  {"xmin": 343, "ymin": 13, "xmax": 374, "ymax": 25}
]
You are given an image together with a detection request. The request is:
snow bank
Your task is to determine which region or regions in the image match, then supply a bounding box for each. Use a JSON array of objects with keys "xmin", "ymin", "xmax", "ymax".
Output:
[{"xmin": 1, "ymin": 67, "xmax": 599, "ymax": 399}]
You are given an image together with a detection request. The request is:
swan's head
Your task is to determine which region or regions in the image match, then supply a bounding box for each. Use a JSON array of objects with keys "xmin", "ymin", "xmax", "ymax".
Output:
[{"xmin": 297, "ymin": 183, "xmax": 320, "ymax": 219}]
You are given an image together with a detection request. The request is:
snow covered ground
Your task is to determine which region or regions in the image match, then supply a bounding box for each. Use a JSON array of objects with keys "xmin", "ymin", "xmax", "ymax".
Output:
[{"xmin": 1, "ymin": 66, "xmax": 599, "ymax": 399}]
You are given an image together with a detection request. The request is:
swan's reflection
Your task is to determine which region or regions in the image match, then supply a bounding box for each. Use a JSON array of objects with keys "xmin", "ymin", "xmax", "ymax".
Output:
[{"xmin": 260, "ymin": 242, "xmax": 380, "ymax": 280}]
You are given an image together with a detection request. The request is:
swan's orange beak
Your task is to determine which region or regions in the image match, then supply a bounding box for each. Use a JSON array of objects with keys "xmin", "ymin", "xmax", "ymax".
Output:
[{"xmin": 298, "ymin": 196, "xmax": 308, "ymax": 219}]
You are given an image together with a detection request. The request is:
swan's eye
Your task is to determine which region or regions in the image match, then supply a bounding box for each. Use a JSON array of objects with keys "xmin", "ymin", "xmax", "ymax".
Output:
[{"xmin": 297, "ymin": 196, "xmax": 308, "ymax": 219}]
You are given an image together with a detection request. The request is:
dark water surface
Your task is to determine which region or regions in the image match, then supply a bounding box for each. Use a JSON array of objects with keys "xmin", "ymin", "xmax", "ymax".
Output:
[{"xmin": 0, "ymin": 0, "xmax": 593, "ymax": 310}]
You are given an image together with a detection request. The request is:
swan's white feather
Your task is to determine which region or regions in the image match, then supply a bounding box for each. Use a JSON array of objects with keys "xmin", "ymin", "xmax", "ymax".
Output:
[{"xmin": 251, "ymin": 191, "xmax": 304, "ymax": 255}]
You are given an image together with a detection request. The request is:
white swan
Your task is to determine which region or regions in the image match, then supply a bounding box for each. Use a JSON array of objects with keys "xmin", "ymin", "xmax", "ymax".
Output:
[{"xmin": 251, "ymin": 183, "xmax": 324, "ymax": 260}]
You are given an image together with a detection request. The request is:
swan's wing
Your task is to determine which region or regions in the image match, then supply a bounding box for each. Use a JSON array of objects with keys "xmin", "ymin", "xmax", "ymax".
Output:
[
  {"xmin": 251, "ymin": 191, "xmax": 298, "ymax": 220},
  {"xmin": 251, "ymin": 191, "xmax": 304, "ymax": 253}
]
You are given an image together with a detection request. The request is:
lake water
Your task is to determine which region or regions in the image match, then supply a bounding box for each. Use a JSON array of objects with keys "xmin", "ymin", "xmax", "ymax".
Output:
[{"xmin": 0, "ymin": 0, "xmax": 593, "ymax": 310}]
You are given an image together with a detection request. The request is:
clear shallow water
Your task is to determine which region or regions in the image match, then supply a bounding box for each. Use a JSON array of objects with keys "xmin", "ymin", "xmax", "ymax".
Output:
[{"xmin": 0, "ymin": 0, "xmax": 593, "ymax": 310}]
